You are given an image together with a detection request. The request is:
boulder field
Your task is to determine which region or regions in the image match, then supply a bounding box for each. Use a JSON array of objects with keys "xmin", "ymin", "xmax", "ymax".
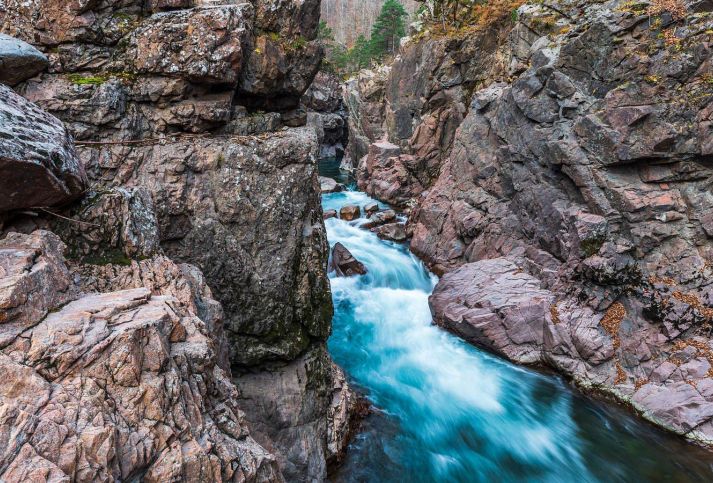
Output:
[
  {"xmin": 347, "ymin": 0, "xmax": 713, "ymax": 445},
  {"xmin": 0, "ymin": 1, "xmax": 359, "ymax": 481}
]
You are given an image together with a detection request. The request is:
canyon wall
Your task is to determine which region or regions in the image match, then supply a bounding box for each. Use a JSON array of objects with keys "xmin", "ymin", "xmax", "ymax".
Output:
[
  {"xmin": 0, "ymin": 1, "xmax": 356, "ymax": 480},
  {"xmin": 349, "ymin": 0, "xmax": 713, "ymax": 445}
]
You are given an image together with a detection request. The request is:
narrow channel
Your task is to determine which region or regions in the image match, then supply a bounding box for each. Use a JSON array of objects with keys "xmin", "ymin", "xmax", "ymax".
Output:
[{"xmin": 320, "ymin": 160, "xmax": 713, "ymax": 482}]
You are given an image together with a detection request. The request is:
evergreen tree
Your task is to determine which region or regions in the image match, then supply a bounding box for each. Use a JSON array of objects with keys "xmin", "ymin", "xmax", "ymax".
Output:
[{"xmin": 368, "ymin": 0, "xmax": 408, "ymax": 59}]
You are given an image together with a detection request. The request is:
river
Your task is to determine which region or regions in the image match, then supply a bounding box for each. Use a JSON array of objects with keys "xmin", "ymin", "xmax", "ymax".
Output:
[{"xmin": 320, "ymin": 161, "xmax": 713, "ymax": 482}]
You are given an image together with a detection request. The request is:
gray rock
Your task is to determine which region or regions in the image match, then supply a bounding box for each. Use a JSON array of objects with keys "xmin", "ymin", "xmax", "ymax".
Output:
[
  {"xmin": 320, "ymin": 176, "xmax": 344, "ymax": 193},
  {"xmin": 0, "ymin": 84, "xmax": 87, "ymax": 212},
  {"xmin": 362, "ymin": 209, "xmax": 396, "ymax": 229},
  {"xmin": 329, "ymin": 242, "xmax": 367, "ymax": 276},
  {"xmin": 364, "ymin": 201, "xmax": 379, "ymax": 215},
  {"xmin": 372, "ymin": 222, "xmax": 407, "ymax": 242},
  {"xmin": 0, "ymin": 34, "xmax": 48, "ymax": 86}
]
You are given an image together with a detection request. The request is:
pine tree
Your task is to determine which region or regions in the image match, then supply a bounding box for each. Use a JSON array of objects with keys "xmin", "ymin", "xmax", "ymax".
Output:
[{"xmin": 368, "ymin": 0, "xmax": 408, "ymax": 60}]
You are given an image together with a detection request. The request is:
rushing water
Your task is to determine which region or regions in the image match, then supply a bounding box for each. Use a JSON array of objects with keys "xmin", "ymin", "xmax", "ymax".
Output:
[{"xmin": 321, "ymin": 164, "xmax": 713, "ymax": 482}]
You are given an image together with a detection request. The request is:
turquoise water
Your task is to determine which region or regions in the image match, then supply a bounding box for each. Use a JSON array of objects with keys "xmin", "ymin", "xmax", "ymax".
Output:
[{"xmin": 323, "ymin": 187, "xmax": 713, "ymax": 482}]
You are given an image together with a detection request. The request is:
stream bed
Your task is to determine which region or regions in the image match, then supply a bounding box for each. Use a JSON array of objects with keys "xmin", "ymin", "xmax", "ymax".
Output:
[{"xmin": 321, "ymin": 164, "xmax": 713, "ymax": 482}]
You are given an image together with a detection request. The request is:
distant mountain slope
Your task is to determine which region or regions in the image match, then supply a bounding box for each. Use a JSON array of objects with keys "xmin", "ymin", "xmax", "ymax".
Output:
[{"xmin": 321, "ymin": 0, "xmax": 420, "ymax": 47}]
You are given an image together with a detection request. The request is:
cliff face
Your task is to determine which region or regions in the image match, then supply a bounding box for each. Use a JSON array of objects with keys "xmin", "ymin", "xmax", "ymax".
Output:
[
  {"xmin": 320, "ymin": 0, "xmax": 420, "ymax": 47},
  {"xmin": 0, "ymin": 1, "xmax": 355, "ymax": 480},
  {"xmin": 349, "ymin": 0, "xmax": 713, "ymax": 444}
]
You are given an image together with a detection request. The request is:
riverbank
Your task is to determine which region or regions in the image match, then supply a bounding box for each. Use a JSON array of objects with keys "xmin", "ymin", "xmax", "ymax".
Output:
[{"xmin": 320, "ymin": 169, "xmax": 713, "ymax": 481}]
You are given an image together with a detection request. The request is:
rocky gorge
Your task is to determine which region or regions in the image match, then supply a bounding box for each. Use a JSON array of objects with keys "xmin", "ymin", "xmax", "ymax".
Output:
[
  {"xmin": 345, "ymin": 0, "xmax": 713, "ymax": 448},
  {"xmin": 2, "ymin": 0, "xmax": 713, "ymax": 480}
]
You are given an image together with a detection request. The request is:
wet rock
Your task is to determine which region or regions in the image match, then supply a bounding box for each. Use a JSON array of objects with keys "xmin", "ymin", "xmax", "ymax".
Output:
[
  {"xmin": 323, "ymin": 209, "xmax": 338, "ymax": 220},
  {"xmin": 329, "ymin": 242, "xmax": 367, "ymax": 276},
  {"xmin": 372, "ymin": 222, "xmax": 407, "ymax": 242},
  {"xmin": 233, "ymin": 346, "xmax": 357, "ymax": 482},
  {"xmin": 320, "ymin": 176, "xmax": 344, "ymax": 193},
  {"xmin": 340, "ymin": 205, "xmax": 361, "ymax": 221},
  {"xmin": 0, "ymin": 34, "xmax": 48, "ymax": 86},
  {"xmin": 364, "ymin": 202, "xmax": 379, "ymax": 216},
  {"xmin": 0, "ymin": 84, "xmax": 87, "ymax": 212},
  {"xmin": 362, "ymin": 209, "xmax": 396, "ymax": 229}
]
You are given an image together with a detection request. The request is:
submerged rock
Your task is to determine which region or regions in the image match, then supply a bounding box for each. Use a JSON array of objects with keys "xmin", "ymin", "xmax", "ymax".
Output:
[{"xmin": 329, "ymin": 242, "xmax": 367, "ymax": 276}]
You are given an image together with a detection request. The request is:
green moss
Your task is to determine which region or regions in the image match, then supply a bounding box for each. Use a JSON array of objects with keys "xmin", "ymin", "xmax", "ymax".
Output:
[
  {"xmin": 67, "ymin": 71, "xmax": 137, "ymax": 86},
  {"xmin": 288, "ymin": 36, "xmax": 307, "ymax": 51},
  {"xmin": 581, "ymin": 237, "xmax": 605, "ymax": 257},
  {"xmin": 67, "ymin": 73, "xmax": 108, "ymax": 86},
  {"xmin": 81, "ymin": 249, "xmax": 133, "ymax": 266},
  {"xmin": 112, "ymin": 12, "xmax": 134, "ymax": 21}
]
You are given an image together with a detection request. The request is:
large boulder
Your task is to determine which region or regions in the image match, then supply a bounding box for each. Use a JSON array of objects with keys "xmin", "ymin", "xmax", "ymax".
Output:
[
  {"xmin": 0, "ymin": 34, "xmax": 48, "ymax": 86},
  {"xmin": 125, "ymin": 5, "xmax": 252, "ymax": 85},
  {"xmin": 0, "ymin": 84, "xmax": 87, "ymax": 212},
  {"xmin": 0, "ymin": 231, "xmax": 282, "ymax": 481},
  {"xmin": 339, "ymin": 204, "xmax": 361, "ymax": 221},
  {"xmin": 320, "ymin": 176, "xmax": 344, "ymax": 193},
  {"xmin": 357, "ymin": 142, "xmax": 423, "ymax": 208}
]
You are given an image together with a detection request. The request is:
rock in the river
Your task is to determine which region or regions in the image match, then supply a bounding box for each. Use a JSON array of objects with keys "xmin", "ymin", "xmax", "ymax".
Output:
[
  {"xmin": 0, "ymin": 34, "xmax": 48, "ymax": 86},
  {"xmin": 324, "ymin": 209, "xmax": 338, "ymax": 220},
  {"xmin": 373, "ymin": 222, "xmax": 407, "ymax": 242},
  {"xmin": 362, "ymin": 209, "xmax": 396, "ymax": 229},
  {"xmin": 320, "ymin": 176, "xmax": 344, "ymax": 193},
  {"xmin": 340, "ymin": 204, "xmax": 361, "ymax": 221},
  {"xmin": 0, "ymin": 84, "xmax": 87, "ymax": 212},
  {"xmin": 364, "ymin": 201, "xmax": 379, "ymax": 216},
  {"xmin": 329, "ymin": 242, "xmax": 367, "ymax": 276},
  {"xmin": 233, "ymin": 347, "xmax": 358, "ymax": 482}
]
